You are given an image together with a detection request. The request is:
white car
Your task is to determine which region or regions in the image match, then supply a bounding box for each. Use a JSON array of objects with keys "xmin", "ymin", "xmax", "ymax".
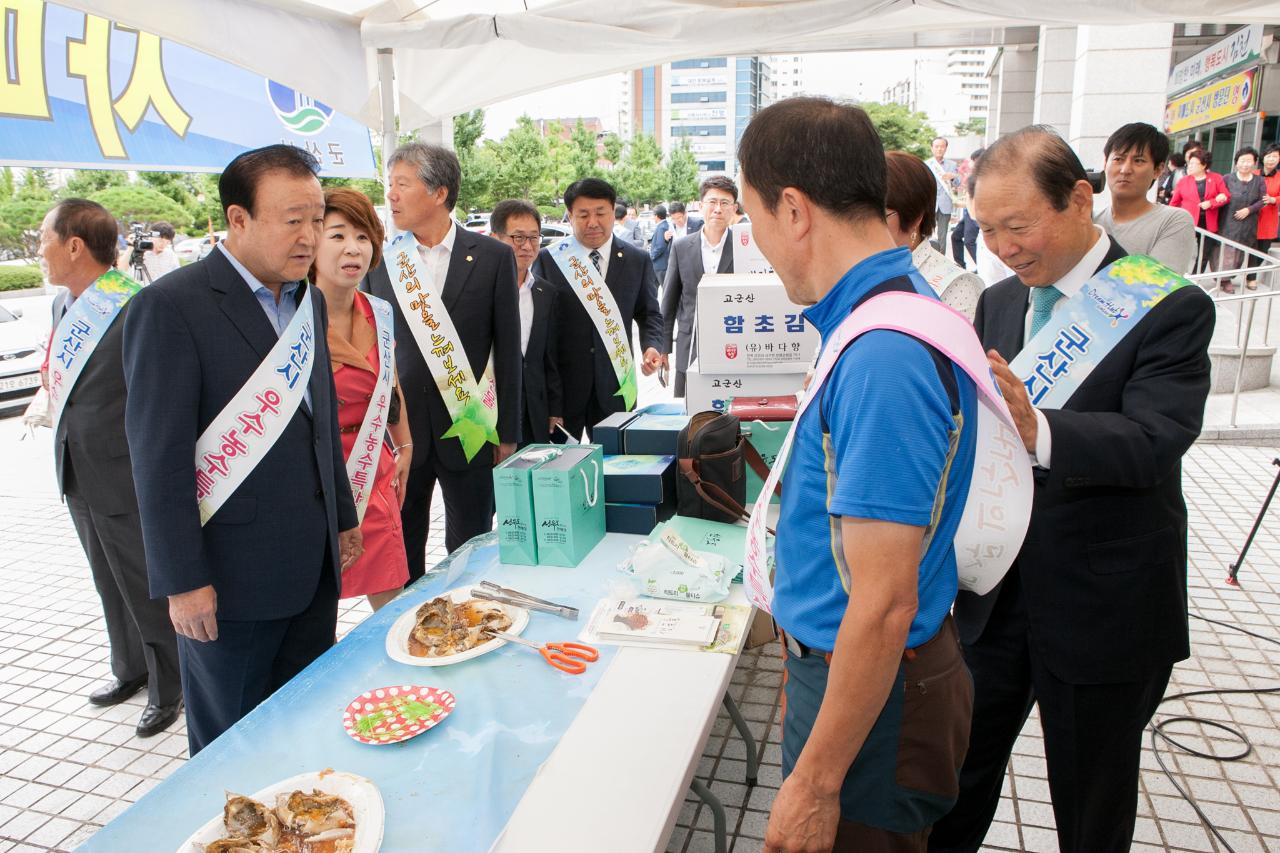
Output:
[
  {"xmin": 174, "ymin": 232, "xmax": 227, "ymax": 265},
  {"xmin": 0, "ymin": 304, "xmax": 43, "ymax": 411}
]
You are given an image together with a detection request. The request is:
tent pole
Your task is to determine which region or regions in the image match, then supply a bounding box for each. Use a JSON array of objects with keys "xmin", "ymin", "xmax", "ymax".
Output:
[{"xmin": 377, "ymin": 48, "xmax": 397, "ymax": 183}]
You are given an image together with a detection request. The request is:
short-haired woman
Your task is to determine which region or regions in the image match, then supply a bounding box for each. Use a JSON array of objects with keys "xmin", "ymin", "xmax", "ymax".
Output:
[
  {"xmin": 1170, "ymin": 148, "xmax": 1230, "ymax": 279},
  {"xmin": 1221, "ymin": 146, "xmax": 1265, "ymax": 291},
  {"xmin": 311, "ymin": 187, "xmax": 410, "ymax": 610}
]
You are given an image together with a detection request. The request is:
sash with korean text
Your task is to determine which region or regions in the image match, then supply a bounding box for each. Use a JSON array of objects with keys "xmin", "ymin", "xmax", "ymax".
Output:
[
  {"xmin": 385, "ymin": 231, "xmax": 499, "ymax": 462},
  {"xmin": 744, "ymin": 292, "xmax": 1034, "ymax": 612},
  {"xmin": 1008, "ymin": 255, "xmax": 1190, "ymax": 410},
  {"xmin": 347, "ymin": 293, "xmax": 395, "ymax": 523},
  {"xmin": 548, "ymin": 239, "xmax": 638, "ymax": 410},
  {"xmin": 48, "ymin": 270, "xmax": 141, "ymax": 432},
  {"xmin": 194, "ymin": 291, "xmax": 315, "ymax": 525}
]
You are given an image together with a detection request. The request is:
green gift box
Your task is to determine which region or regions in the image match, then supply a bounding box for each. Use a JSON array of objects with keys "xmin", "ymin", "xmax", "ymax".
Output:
[
  {"xmin": 493, "ymin": 444, "xmax": 561, "ymax": 566},
  {"xmin": 741, "ymin": 419, "xmax": 791, "ymax": 505},
  {"xmin": 533, "ymin": 444, "xmax": 607, "ymax": 567}
]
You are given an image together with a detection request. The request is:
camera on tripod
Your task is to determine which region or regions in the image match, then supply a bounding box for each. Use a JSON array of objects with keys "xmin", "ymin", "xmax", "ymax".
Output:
[{"xmin": 127, "ymin": 222, "xmax": 160, "ymax": 283}]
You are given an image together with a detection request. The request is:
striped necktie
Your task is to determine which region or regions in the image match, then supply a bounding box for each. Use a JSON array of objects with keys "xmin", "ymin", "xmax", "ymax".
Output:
[
  {"xmin": 589, "ymin": 249, "xmax": 602, "ymax": 275},
  {"xmin": 1029, "ymin": 285, "xmax": 1064, "ymax": 338}
]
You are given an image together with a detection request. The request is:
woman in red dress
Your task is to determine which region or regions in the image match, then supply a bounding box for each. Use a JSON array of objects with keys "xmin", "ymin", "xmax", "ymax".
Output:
[{"xmin": 312, "ymin": 188, "xmax": 411, "ymax": 610}]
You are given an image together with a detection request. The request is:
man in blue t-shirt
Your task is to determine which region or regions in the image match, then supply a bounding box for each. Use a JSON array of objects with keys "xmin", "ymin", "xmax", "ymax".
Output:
[{"xmin": 738, "ymin": 98, "xmax": 979, "ymax": 853}]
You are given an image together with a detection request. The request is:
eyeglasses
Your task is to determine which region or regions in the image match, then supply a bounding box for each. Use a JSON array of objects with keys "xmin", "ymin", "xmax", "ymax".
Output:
[
  {"xmin": 498, "ymin": 233, "xmax": 541, "ymax": 246},
  {"xmin": 702, "ymin": 199, "xmax": 734, "ymax": 209}
]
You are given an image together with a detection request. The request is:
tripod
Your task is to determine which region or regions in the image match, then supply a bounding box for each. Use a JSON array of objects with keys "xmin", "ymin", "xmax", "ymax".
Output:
[
  {"xmin": 129, "ymin": 247, "xmax": 152, "ymax": 286},
  {"xmin": 1226, "ymin": 457, "xmax": 1280, "ymax": 586}
]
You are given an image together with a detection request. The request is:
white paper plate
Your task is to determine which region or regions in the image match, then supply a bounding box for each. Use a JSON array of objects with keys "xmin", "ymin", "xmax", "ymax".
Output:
[
  {"xmin": 178, "ymin": 770, "xmax": 383, "ymax": 853},
  {"xmin": 385, "ymin": 585, "xmax": 529, "ymax": 667}
]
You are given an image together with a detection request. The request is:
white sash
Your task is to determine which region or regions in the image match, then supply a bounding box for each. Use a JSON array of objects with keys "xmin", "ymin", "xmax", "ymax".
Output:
[
  {"xmin": 195, "ymin": 291, "xmax": 315, "ymax": 525},
  {"xmin": 745, "ymin": 291, "xmax": 1033, "ymax": 612},
  {"xmin": 48, "ymin": 270, "xmax": 141, "ymax": 432},
  {"xmin": 384, "ymin": 231, "xmax": 499, "ymax": 462},
  {"xmin": 346, "ymin": 293, "xmax": 396, "ymax": 523},
  {"xmin": 548, "ymin": 238, "xmax": 638, "ymax": 410}
]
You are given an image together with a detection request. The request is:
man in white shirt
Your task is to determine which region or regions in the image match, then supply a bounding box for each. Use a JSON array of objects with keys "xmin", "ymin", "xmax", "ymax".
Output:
[
  {"xmin": 925, "ymin": 136, "xmax": 959, "ymax": 251},
  {"xmin": 660, "ymin": 175, "xmax": 738, "ymax": 395},
  {"xmin": 142, "ymin": 221, "xmax": 181, "ymax": 282},
  {"xmin": 491, "ymin": 198, "xmax": 563, "ymax": 446}
]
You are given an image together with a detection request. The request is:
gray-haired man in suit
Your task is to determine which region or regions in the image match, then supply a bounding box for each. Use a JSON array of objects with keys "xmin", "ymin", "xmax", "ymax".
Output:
[
  {"xmin": 39, "ymin": 199, "xmax": 182, "ymax": 738},
  {"xmin": 659, "ymin": 175, "xmax": 738, "ymax": 396}
]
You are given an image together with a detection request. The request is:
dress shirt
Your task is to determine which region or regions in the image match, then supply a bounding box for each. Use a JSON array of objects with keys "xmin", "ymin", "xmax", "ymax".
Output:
[
  {"xmin": 217, "ymin": 242, "xmax": 311, "ymax": 411},
  {"xmin": 700, "ymin": 227, "xmax": 728, "ymax": 277},
  {"xmin": 927, "ymin": 157, "xmax": 958, "ymax": 214},
  {"xmin": 415, "ymin": 220, "xmax": 457, "ymax": 297},
  {"xmin": 518, "ymin": 269, "xmax": 534, "ymax": 356},
  {"xmin": 143, "ymin": 247, "xmax": 181, "ymax": 282},
  {"xmin": 1021, "ymin": 225, "xmax": 1110, "ymax": 469},
  {"xmin": 588, "ymin": 236, "xmax": 614, "ymax": 279}
]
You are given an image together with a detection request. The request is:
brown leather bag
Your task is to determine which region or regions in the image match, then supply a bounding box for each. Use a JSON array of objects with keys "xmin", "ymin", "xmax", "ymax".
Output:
[{"xmin": 676, "ymin": 412, "xmax": 777, "ymax": 527}]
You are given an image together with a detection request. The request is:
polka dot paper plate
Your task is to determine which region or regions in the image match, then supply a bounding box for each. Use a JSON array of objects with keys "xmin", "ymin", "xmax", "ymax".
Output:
[{"xmin": 343, "ymin": 685, "xmax": 456, "ymax": 746}]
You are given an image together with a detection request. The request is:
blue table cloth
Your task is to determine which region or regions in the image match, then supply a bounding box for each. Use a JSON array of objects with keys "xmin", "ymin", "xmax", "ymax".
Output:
[{"xmin": 83, "ymin": 532, "xmax": 644, "ymax": 852}]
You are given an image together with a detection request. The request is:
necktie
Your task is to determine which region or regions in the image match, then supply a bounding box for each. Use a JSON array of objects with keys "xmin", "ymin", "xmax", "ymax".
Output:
[
  {"xmin": 589, "ymin": 249, "xmax": 602, "ymax": 275},
  {"xmin": 1029, "ymin": 285, "xmax": 1063, "ymax": 338}
]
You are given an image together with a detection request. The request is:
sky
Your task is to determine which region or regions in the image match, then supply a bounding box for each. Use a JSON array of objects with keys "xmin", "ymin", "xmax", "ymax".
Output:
[{"xmin": 479, "ymin": 49, "xmax": 938, "ymax": 141}]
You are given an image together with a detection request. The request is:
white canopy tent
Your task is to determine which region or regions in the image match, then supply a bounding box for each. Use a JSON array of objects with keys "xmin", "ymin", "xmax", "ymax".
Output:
[{"xmin": 65, "ymin": 0, "xmax": 1280, "ymax": 156}]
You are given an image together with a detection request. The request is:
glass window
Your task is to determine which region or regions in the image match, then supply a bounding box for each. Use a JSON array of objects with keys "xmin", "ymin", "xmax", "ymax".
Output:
[
  {"xmin": 671, "ymin": 91, "xmax": 727, "ymax": 104},
  {"xmin": 672, "ymin": 125, "xmax": 727, "ymax": 137},
  {"xmin": 672, "ymin": 58, "xmax": 727, "ymax": 69},
  {"xmin": 698, "ymin": 160, "xmax": 727, "ymax": 171}
]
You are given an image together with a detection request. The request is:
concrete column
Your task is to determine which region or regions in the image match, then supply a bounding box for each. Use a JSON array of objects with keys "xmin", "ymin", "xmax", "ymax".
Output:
[
  {"xmin": 1068, "ymin": 24, "xmax": 1174, "ymax": 171},
  {"xmin": 1034, "ymin": 26, "xmax": 1077, "ymax": 136},
  {"xmin": 988, "ymin": 46, "xmax": 1037, "ymax": 142}
]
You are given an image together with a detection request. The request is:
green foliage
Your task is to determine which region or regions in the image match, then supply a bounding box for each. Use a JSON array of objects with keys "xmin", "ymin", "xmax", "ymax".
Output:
[
  {"xmin": 954, "ymin": 117, "xmax": 987, "ymax": 138},
  {"xmin": 665, "ymin": 141, "xmax": 700, "ymax": 203},
  {"xmin": 63, "ymin": 170, "xmax": 129, "ymax": 198},
  {"xmin": 454, "ymin": 109, "xmax": 493, "ymax": 214},
  {"xmin": 859, "ymin": 102, "xmax": 935, "ymax": 159},
  {"xmin": 615, "ymin": 134, "xmax": 666, "ymax": 205},
  {"xmin": 600, "ymin": 134, "xmax": 623, "ymax": 167},
  {"xmin": 0, "ymin": 167, "xmax": 13, "ymax": 202},
  {"xmin": 16, "ymin": 168, "xmax": 53, "ymax": 202},
  {"xmin": 453, "ymin": 110, "xmax": 486, "ymax": 154},
  {"xmin": 139, "ymin": 171, "xmax": 201, "ymax": 215},
  {"xmin": 190, "ymin": 173, "xmax": 227, "ymax": 231},
  {"xmin": 568, "ymin": 119, "xmax": 604, "ymax": 182},
  {"xmin": 89, "ymin": 185, "xmax": 191, "ymax": 228},
  {"xmin": 0, "ymin": 198, "xmax": 49, "ymax": 258},
  {"xmin": 0, "ymin": 265, "xmax": 43, "ymax": 291},
  {"xmin": 489, "ymin": 116, "xmax": 552, "ymax": 206}
]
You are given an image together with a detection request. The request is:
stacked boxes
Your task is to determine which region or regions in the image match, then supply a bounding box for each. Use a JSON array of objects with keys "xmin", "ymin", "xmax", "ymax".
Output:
[{"xmin": 603, "ymin": 454, "xmax": 677, "ymax": 534}]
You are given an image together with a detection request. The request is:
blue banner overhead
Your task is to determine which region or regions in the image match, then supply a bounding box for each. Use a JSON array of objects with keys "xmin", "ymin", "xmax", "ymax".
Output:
[{"xmin": 0, "ymin": 0, "xmax": 375, "ymax": 176}]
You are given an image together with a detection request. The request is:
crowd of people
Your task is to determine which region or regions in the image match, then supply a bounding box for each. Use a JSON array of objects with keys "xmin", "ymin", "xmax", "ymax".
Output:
[{"xmin": 37, "ymin": 100, "xmax": 1218, "ymax": 853}]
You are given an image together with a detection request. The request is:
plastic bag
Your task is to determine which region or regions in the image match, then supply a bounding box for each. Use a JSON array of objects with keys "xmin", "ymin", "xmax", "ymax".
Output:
[{"xmin": 619, "ymin": 528, "xmax": 732, "ymax": 603}]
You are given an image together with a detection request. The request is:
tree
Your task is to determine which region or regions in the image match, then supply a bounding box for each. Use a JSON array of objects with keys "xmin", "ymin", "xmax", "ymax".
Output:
[
  {"xmin": 89, "ymin": 185, "xmax": 191, "ymax": 228},
  {"xmin": 859, "ymin": 102, "xmax": 935, "ymax": 159},
  {"xmin": 453, "ymin": 109, "xmax": 494, "ymax": 214},
  {"xmin": 0, "ymin": 199, "xmax": 50, "ymax": 258},
  {"xmin": 615, "ymin": 134, "xmax": 666, "ymax": 205},
  {"xmin": 0, "ymin": 167, "xmax": 13, "ymax": 202},
  {"xmin": 16, "ymin": 168, "xmax": 53, "ymax": 202},
  {"xmin": 63, "ymin": 169, "xmax": 129, "ymax": 198},
  {"xmin": 567, "ymin": 119, "xmax": 604, "ymax": 182},
  {"xmin": 453, "ymin": 110, "xmax": 486, "ymax": 154},
  {"xmin": 600, "ymin": 134, "xmax": 623, "ymax": 168},
  {"xmin": 489, "ymin": 116, "xmax": 551, "ymax": 206},
  {"xmin": 954, "ymin": 117, "xmax": 987, "ymax": 138},
  {"xmin": 140, "ymin": 171, "xmax": 201, "ymax": 217},
  {"xmin": 665, "ymin": 141, "xmax": 700, "ymax": 203}
]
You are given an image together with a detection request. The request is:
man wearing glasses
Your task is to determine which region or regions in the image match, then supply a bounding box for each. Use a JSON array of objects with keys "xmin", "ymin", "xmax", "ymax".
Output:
[{"xmin": 491, "ymin": 199, "xmax": 563, "ymax": 445}]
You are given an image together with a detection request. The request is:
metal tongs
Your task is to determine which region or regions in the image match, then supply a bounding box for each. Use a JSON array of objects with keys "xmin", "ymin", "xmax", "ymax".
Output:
[{"xmin": 472, "ymin": 580, "xmax": 579, "ymax": 621}]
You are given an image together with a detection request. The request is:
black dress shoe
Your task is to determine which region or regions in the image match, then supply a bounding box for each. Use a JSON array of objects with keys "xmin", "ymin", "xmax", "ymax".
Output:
[
  {"xmin": 136, "ymin": 700, "xmax": 183, "ymax": 738},
  {"xmin": 88, "ymin": 676, "xmax": 148, "ymax": 707}
]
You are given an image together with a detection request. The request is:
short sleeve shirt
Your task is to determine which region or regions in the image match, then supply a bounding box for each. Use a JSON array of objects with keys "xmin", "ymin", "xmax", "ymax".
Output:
[{"xmin": 771, "ymin": 247, "xmax": 977, "ymax": 651}]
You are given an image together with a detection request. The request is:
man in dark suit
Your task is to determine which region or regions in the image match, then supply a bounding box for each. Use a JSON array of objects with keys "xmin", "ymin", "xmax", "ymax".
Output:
[
  {"xmin": 649, "ymin": 201, "xmax": 703, "ymax": 282},
  {"xmin": 533, "ymin": 178, "xmax": 664, "ymax": 439},
  {"xmin": 928, "ymin": 128, "xmax": 1213, "ymax": 853},
  {"xmin": 490, "ymin": 198, "xmax": 562, "ymax": 445},
  {"xmin": 39, "ymin": 199, "xmax": 181, "ymax": 737},
  {"xmin": 123, "ymin": 146, "xmax": 363, "ymax": 755},
  {"xmin": 660, "ymin": 176, "xmax": 739, "ymax": 396},
  {"xmin": 364, "ymin": 143, "xmax": 521, "ymax": 579}
]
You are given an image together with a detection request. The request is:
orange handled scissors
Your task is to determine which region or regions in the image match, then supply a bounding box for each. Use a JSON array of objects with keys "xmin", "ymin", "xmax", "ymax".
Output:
[{"xmin": 487, "ymin": 630, "xmax": 599, "ymax": 675}]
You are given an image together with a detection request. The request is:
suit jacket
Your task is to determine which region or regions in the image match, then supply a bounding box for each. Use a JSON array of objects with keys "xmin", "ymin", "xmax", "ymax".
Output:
[
  {"xmin": 533, "ymin": 237, "xmax": 664, "ymax": 420},
  {"xmin": 650, "ymin": 218, "xmax": 704, "ymax": 273},
  {"xmin": 362, "ymin": 226, "xmax": 522, "ymax": 471},
  {"xmin": 51, "ymin": 289, "xmax": 139, "ymax": 514},
  {"xmin": 122, "ymin": 249, "xmax": 357, "ymax": 622},
  {"xmin": 953, "ymin": 237, "xmax": 1213, "ymax": 684},
  {"xmin": 661, "ymin": 228, "xmax": 734, "ymax": 374},
  {"xmin": 521, "ymin": 275, "xmax": 562, "ymax": 444}
]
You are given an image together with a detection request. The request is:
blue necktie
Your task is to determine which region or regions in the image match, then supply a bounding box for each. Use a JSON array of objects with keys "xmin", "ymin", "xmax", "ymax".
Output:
[{"xmin": 1029, "ymin": 285, "xmax": 1064, "ymax": 338}]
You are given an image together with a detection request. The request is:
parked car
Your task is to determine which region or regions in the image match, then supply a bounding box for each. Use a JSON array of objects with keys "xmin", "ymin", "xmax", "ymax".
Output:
[
  {"xmin": 0, "ymin": 304, "xmax": 42, "ymax": 411},
  {"xmin": 174, "ymin": 232, "xmax": 227, "ymax": 265},
  {"xmin": 463, "ymin": 214, "xmax": 491, "ymax": 236},
  {"xmin": 540, "ymin": 222, "xmax": 572, "ymax": 248}
]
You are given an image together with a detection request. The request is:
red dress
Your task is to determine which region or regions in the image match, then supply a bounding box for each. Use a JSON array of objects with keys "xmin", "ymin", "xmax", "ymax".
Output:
[{"xmin": 330, "ymin": 292, "xmax": 410, "ymax": 598}]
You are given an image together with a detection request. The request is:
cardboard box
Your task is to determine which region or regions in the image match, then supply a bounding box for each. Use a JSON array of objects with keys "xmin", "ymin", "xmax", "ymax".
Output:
[
  {"xmin": 741, "ymin": 420, "xmax": 790, "ymax": 505},
  {"xmin": 533, "ymin": 444, "xmax": 606, "ymax": 567},
  {"xmin": 695, "ymin": 273, "xmax": 820, "ymax": 374},
  {"xmin": 684, "ymin": 361, "xmax": 806, "ymax": 415},
  {"xmin": 622, "ymin": 413, "xmax": 690, "ymax": 456},
  {"xmin": 603, "ymin": 455, "xmax": 675, "ymax": 504},
  {"xmin": 493, "ymin": 444, "xmax": 559, "ymax": 565},
  {"xmin": 605, "ymin": 501, "xmax": 676, "ymax": 535},
  {"xmin": 593, "ymin": 411, "xmax": 640, "ymax": 455}
]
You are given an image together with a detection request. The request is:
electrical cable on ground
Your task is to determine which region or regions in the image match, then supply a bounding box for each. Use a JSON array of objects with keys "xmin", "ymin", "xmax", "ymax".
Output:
[{"xmin": 1148, "ymin": 610, "xmax": 1280, "ymax": 853}]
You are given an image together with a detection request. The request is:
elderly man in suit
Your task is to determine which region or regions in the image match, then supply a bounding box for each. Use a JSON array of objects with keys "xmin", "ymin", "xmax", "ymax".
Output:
[
  {"xmin": 364, "ymin": 143, "xmax": 521, "ymax": 579},
  {"xmin": 123, "ymin": 145, "xmax": 363, "ymax": 755},
  {"xmin": 490, "ymin": 198, "xmax": 563, "ymax": 446},
  {"xmin": 534, "ymin": 178, "xmax": 664, "ymax": 439},
  {"xmin": 660, "ymin": 175, "xmax": 739, "ymax": 396},
  {"xmin": 40, "ymin": 199, "xmax": 181, "ymax": 738},
  {"xmin": 928, "ymin": 127, "xmax": 1213, "ymax": 853}
]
